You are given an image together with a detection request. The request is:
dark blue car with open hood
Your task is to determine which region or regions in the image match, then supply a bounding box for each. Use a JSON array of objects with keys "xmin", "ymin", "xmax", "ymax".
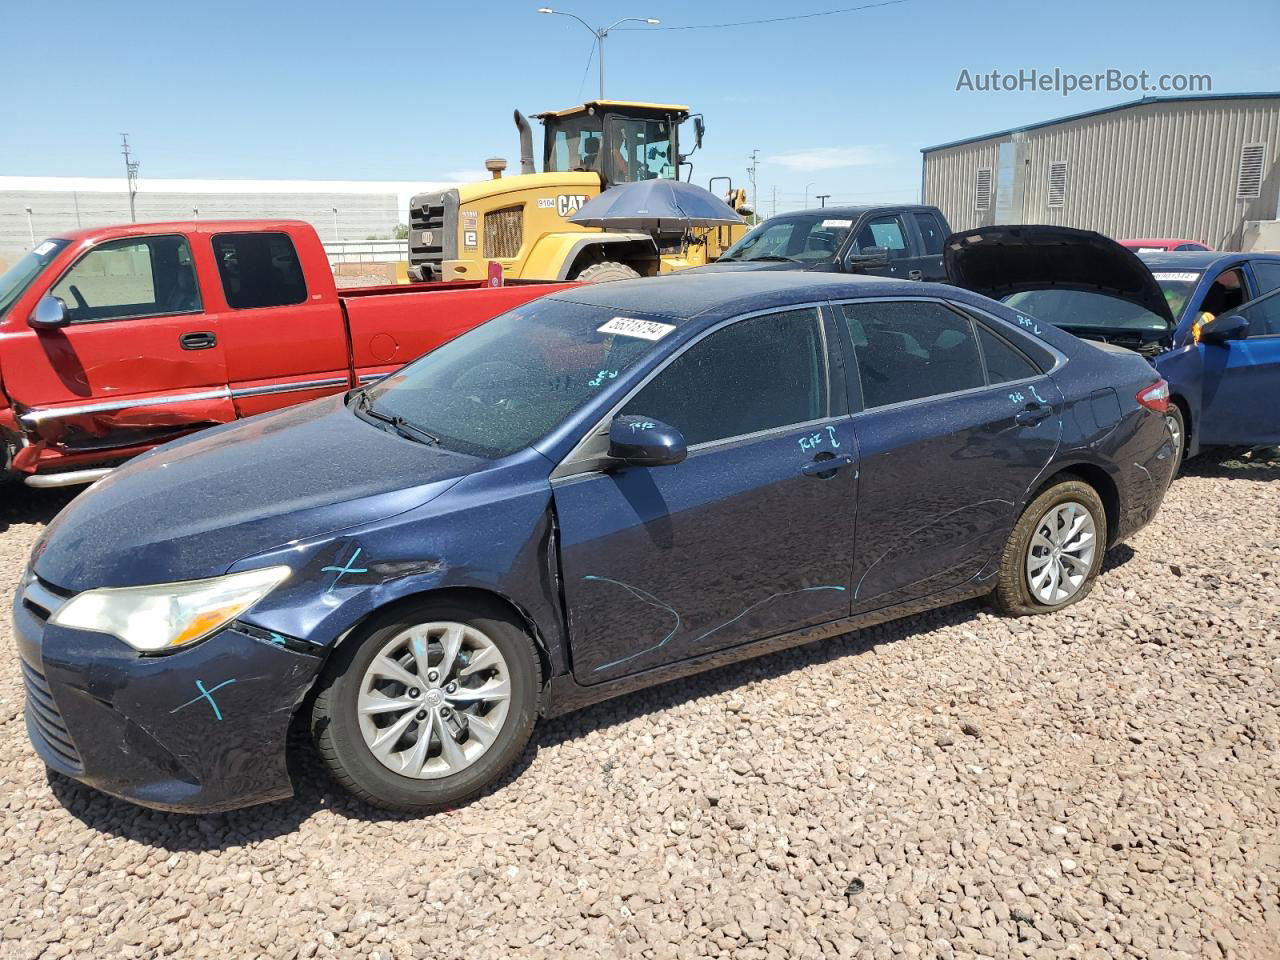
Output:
[{"xmin": 15, "ymin": 271, "xmax": 1176, "ymax": 813}]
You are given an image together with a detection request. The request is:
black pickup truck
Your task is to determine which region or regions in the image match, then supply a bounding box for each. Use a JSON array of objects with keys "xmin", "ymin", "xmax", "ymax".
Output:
[{"xmin": 688, "ymin": 203, "xmax": 952, "ymax": 282}]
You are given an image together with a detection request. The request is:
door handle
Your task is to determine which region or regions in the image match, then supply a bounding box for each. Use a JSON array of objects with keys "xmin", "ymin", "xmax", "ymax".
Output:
[
  {"xmin": 180, "ymin": 331, "xmax": 217, "ymax": 351},
  {"xmin": 801, "ymin": 453, "xmax": 855, "ymax": 477},
  {"xmin": 1015, "ymin": 403, "xmax": 1053, "ymax": 426},
  {"xmin": 908, "ymin": 269, "xmax": 924, "ymax": 281}
]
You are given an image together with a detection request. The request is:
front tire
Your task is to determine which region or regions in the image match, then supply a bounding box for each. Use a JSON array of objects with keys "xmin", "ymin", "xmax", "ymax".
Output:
[
  {"xmin": 572, "ymin": 260, "xmax": 642, "ymax": 283},
  {"xmin": 989, "ymin": 479, "xmax": 1107, "ymax": 617},
  {"xmin": 312, "ymin": 600, "xmax": 541, "ymax": 813}
]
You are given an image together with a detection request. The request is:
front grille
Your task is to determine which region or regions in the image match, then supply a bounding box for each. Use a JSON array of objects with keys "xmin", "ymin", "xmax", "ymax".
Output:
[
  {"xmin": 408, "ymin": 188, "xmax": 459, "ymax": 282},
  {"xmin": 22, "ymin": 661, "xmax": 83, "ymax": 772},
  {"xmin": 484, "ymin": 206, "xmax": 523, "ymax": 260}
]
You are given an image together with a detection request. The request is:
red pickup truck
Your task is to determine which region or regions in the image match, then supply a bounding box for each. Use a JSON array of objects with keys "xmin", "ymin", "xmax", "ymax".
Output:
[{"xmin": 0, "ymin": 220, "xmax": 571, "ymax": 487}]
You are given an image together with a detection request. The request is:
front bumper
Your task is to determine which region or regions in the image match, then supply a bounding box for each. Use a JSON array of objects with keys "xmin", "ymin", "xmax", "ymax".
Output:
[{"xmin": 13, "ymin": 578, "xmax": 325, "ymax": 813}]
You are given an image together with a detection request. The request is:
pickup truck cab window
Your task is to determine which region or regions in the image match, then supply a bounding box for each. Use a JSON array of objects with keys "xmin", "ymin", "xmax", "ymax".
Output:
[
  {"xmin": 212, "ymin": 232, "xmax": 307, "ymax": 310},
  {"xmin": 912, "ymin": 212, "xmax": 947, "ymax": 256},
  {"xmin": 50, "ymin": 235, "xmax": 201, "ymax": 323},
  {"xmin": 853, "ymin": 216, "xmax": 910, "ymax": 259},
  {"xmin": 620, "ymin": 307, "xmax": 830, "ymax": 446}
]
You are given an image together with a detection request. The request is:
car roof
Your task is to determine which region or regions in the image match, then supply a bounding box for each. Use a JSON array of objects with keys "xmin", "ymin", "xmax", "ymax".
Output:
[
  {"xmin": 764, "ymin": 204, "xmax": 938, "ymax": 220},
  {"xmin": 546, "ymin": 270, "xmax": 968, "ymax": 325},
  {"xmin": 1137, "ymin": 250, "xmax": 1276, "ymax": 271}
]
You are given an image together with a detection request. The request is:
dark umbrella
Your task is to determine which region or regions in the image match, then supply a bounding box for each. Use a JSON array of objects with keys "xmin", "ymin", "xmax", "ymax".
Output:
[{"xmin": 568, "ymin": 179, "xmax": 744, "ymax": 231}]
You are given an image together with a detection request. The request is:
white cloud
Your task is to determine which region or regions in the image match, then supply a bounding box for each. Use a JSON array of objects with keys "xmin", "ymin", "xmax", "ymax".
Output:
[{"xmin": 766, "ymin": 147, "xmax": 880, "ymax": 172}]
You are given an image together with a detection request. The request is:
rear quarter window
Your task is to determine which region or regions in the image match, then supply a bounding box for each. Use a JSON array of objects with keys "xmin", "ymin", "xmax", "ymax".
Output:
[{"xmin": 212, "ymin": 232, "xmax": 307, "ymax": 309}]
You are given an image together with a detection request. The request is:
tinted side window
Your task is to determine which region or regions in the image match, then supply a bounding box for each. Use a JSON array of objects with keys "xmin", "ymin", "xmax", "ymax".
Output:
[
  {"xmin": 212, "ymin": 232, "xmax": 307, "ymax": 309},
  {"xmin": 853, "ymin": 216, "xmax": 909, "ymax": 259},
  {"xmin": 1250, "ymin": 261, "xmax": 1280, "ymax": 296},
  {"xmin": 622, "ymin": 308, "xmax": 828, "ymax": 446},
  {"xmin": 841, "ymin": 301, "xmax": 984, "ymax": 408},
  {"xmin": 1236, "ymin": 287, "xmax": 1280, "ymax": 336},
  {"xmin": 51, "ymin": 235, "xmax": 200, "ymax": 323},
  {"xmin": 912, "ymin": 212, "xmax": 946, "ymax": 256},
  {"xmin": 976, "ymin": 324, "xmax": 1040, "ymax": 383}
]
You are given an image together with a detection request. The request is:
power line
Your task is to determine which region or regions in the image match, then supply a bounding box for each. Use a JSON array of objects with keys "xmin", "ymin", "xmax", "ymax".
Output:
[
  {"xmin": 575, "ymin": 37, "xmax": 597, "ymax": 101},
  {"xmin": 616, "ymin": 0, "xmax": 908, "ymax": 31}
]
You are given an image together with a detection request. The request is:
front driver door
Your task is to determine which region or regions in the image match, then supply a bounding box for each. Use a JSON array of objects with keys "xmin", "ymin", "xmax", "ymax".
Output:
[
  {"xmin": 1198, "ymin": 283, "xmax": 1280, "ymax": 445},
  {"xmin": 552, "ymin": 306, "xmax": 858, "ymax": 684}
]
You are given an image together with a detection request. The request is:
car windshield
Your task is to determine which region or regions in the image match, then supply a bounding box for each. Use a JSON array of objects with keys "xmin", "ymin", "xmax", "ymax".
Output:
[
  {"xmin": 1004, "ymin": 289, "xmax": 1173, "ymax": 332},
  {"xmin": 718, "ymin": 214, "xmax": 852, "ymax": 263},
  {"xmin": 0, "ymin": 238, "xmax": 69, "ymax": 318},
  {"xmin": 359, "ymin": 299, "xmax": 677, "ymax": 458},
  {"xmin": 1148, "ymin": 271, "xmax": 1202, "ymax": 320}
]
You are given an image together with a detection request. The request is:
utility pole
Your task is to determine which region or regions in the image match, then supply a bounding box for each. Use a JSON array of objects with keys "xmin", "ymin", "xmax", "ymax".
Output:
[
  {"xmin": 746, "ymin": 149, "xmax": 760, "ymax": 220},
  {"xmin": 331, "ymin": 207, "xmax": 340, "ymax": 242},
  {"xmin": 816, "ymin": 194, "xmax": 830, "ymax": 208},
  {"xmin": 120, "ymin": 134, "xmax": 139, "ymax": 223},
  {"xmin": 771, "ymin": 186, "xmax": 777, "ymax": 218},
  {"xmin": 24, "ymin": 207, "xmax": 35, "ymax": 247}
]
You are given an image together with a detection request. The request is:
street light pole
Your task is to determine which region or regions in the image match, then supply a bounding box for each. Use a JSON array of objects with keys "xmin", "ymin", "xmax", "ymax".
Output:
[
  {"xmin": 24, "ymin": 206, "xmax": 34, "ymax": 246},
  {"xmin": 816, "ymin": 194, "xmax": 830, "ymax": 208},
  {"xmin": 537, "ymin": 8, "xmax": 660, "ymax": 99},
  {"xmin": 804, "ymin": 182, "xmax": 815, "ymax": 208}
]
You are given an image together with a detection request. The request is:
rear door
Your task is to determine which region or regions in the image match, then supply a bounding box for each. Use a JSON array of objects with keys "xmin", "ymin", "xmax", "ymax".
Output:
[
  {"xmin": 907, "ymin": 210, "xmax": 948, "ymax": 281},
  {"xmin": 552, "ymin": 306, "xmax": 858, "ymax": 683},
  {"xmin": 836, "ymin": 298, "xmax": 1063, "ymax": 612},
  {"xmin": 4, "ymin": 233, "xmax": 234, "ymax": 451},
  {"xmin": 202, "ymin": 230, "xmax": 350, "ymax": 417},
  {"xmin": 1197, "ymin": 282, "xmax": 1280, "ymax": 445}
]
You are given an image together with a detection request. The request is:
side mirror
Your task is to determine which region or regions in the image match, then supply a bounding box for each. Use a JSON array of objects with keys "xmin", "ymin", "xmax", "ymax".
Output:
[
  {"xmin": 30, "ymin": 295, "xmax": 70, "ymax": 329},
  {"xmin": 607, "ymin": 415, "xmax": 687, "ymax": 468},
  {"xmin": 1198, "ymin": 311, "xmax": 1249, "ymax": 344},
  {"xmin": 846, "ymin": 246, "xmax": 890, "ymax": 269},
  {"xmin": 694, "ymin": 117, "xmax": 705, "ymax": 150}
]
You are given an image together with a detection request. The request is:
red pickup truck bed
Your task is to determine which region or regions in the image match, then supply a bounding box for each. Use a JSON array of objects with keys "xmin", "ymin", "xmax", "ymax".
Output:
[{"xmin": 0, "ymin": 220, "xmax": 574, "ymax": 486}]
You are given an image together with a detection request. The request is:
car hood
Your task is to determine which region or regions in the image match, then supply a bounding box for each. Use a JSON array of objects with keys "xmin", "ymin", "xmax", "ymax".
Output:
[
  {"xmin": 34, "ymin": 395, "xmax": 486, "ymax": 590},
  {"xmin": 944, "ymin": 225, "xmax": 1176, "ymax": 329}
]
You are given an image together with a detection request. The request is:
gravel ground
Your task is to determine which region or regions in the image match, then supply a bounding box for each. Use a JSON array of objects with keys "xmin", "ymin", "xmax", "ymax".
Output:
[{"xmin": 1, "ymin": 451, "xmax": 1277, "ymax": 959}]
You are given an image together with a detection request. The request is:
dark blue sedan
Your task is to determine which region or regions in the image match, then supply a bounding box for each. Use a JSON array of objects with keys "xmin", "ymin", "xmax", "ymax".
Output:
[
  {"xmin": 15, "ymin": 272, "xmax": 1176, "ymax": 813},
  {"xmin": 946, "ymin": 226, "xmax": 1280, "ymax": 466}
]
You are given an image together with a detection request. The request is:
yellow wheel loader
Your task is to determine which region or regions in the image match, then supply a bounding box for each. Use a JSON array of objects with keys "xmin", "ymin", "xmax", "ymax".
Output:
[{"xmin": 408, "ymin": 101, "xmax": 748, "ymax": 283}]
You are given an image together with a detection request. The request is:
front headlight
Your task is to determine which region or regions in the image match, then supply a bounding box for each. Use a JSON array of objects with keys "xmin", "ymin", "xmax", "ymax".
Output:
[{"xmin": 50, "ymin": 566, "xmax": 291, "ymax": 653}]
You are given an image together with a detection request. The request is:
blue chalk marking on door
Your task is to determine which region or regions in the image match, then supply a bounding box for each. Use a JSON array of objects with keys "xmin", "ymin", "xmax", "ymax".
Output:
[
  {"xmin": 1028, "ymin": 384, "xmax": 1047, "ymax": 404},
  {"xmin": 825, "ymin": 425, "xmax": 841, "ymax": 447},
  {"xmin": 322, "ymin": 546, "xmax": 369, "ymax": 594},
  {"xmin": 692, "ymin": 586, "xmax": 847, "ymax": 644},
  {"xmin": 584, "ymin": 575, "xmax": 682, "ymax": 672},
  {"xmin": 170, "ymin": 678, "xmax": 237, "ymax": 722}
]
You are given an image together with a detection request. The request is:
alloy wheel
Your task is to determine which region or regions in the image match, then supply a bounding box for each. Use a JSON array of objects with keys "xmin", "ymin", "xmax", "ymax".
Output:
[
  {"xmin": 1166, "ymin": 413, "xmax": 1183, "ymax": 463},
  {"xmin": 357, "ymin": 621, "xmax": 512, "ymax": 779},
  {"xmin": 1024, "ymin": 501, "xmax": 1097, "ymax": 605}
]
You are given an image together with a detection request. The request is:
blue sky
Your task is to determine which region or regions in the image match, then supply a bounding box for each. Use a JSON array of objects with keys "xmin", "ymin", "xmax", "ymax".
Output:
[{"xmin": 3, "ymin": 0, "xmax": 1277, "ymax": 213}]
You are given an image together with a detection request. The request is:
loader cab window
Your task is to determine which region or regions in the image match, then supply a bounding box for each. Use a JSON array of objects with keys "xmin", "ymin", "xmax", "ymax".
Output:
[
  {"xmin": 605, "ymin": 116, "xmax": 675, "ymax": 183},
  {"xmin": 544, "ymin": 114, "xmax": 605, "ymax": 174}
]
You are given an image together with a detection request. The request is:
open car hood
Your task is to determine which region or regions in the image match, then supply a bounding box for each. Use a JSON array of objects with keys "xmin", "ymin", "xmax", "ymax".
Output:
[{"xmin": 944, "ymin": 225, "xmax": 1176, "ymax": 330}]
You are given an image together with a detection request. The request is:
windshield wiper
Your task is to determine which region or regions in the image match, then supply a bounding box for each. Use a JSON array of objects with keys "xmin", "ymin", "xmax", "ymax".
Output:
[
  {"xmin": 353, "ymin": 391, "xmax": 440, "ymax": 445},
  {"xmin": 743, "ymin": 254, "xmax": 801, "ymax": 263}
]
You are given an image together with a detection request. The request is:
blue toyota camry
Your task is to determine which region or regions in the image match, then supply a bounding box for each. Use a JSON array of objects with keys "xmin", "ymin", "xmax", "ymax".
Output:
[{"xmin": 15, "ymin": 272, "xmax": 1176, "ymax": 813}]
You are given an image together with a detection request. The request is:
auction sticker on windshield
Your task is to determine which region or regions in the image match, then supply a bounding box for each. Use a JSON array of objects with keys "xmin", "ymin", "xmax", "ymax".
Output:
[
  {"xmin": 597, "ymin": 317, "xmax": 677, "ymax": 340},
  {"xmin": 1152, "ymin": 272, "xmax": 1200, "ymax": 283}
]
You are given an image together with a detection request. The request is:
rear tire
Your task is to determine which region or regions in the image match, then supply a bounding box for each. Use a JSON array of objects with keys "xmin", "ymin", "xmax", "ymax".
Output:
[
  {"xmin": 1165, "ymin": 403, "xmax": 1186, "ymax": 475},
  {"xmin": 989, "ymin": 479, "xmax": 1107, "ymax": 617},
  {"xmin": 572, "ymin": 260, "xmax": 642, "ymax": 283},
  {"xmin": 312, "ymin": 599, "xmax": 541, "ymax": 813}
]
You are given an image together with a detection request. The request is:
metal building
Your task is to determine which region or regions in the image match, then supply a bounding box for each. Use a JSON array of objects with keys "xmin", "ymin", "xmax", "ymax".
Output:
[{"xmin": 921, "ymin": 93, "xmax": 1280, "ymax": 249}]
